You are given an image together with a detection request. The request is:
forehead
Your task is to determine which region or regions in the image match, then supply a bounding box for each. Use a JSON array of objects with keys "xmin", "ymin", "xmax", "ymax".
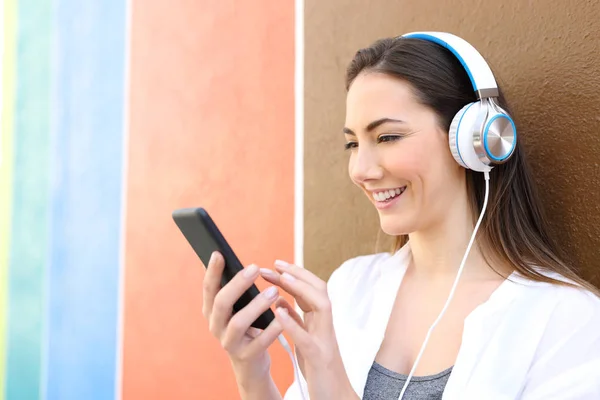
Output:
[{"xmin": 345, "ymin": 72, "xmax": 423, "ymax": 127}]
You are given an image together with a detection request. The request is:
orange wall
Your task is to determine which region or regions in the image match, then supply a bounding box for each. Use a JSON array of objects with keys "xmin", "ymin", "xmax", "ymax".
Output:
[{"xmin": 122, "ymin": 1, "xmax": 295, "ymax": 398}]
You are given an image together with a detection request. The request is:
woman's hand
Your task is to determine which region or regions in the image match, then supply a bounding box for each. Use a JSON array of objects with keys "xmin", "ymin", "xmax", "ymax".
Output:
[
  {"xmin": 203, "ymin": 251, "xmax": 284, "ymax": 400},
  {"xmin": 260, "ymin": 261, "xmax": 358, "ymax": 400}
]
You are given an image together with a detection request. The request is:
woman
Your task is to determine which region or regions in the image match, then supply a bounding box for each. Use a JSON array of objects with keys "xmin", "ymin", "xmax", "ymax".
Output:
[{"xmin": 201, "ymin": 33, "xmax": 600, "ymax": 399}]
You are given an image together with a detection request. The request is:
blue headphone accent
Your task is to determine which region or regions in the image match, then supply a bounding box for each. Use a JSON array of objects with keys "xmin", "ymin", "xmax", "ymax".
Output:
[{"xmin": 483, "ymin": 114, "xmax": 517, "ymax": 162}]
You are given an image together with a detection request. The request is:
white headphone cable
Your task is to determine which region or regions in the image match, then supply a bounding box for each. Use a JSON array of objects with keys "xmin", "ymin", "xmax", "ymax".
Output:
[
  {"xmin": 398, "ymin": 170, "xmax": 491, "ymax": 400},
  {"xmin": 278, "ymin": 333, "xmax": 308, "ymax": 400}
]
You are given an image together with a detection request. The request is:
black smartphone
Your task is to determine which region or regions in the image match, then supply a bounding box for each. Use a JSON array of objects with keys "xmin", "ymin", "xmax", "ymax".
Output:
[{"xmin": 172, "ymin": 207, "xmax": 275, "ymax": 330}]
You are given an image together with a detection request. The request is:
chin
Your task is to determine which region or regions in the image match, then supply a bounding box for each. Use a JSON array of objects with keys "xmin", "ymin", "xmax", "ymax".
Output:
[{"xmin": 378, "ymin": 212, "xmax": 416, "ymax": 236}]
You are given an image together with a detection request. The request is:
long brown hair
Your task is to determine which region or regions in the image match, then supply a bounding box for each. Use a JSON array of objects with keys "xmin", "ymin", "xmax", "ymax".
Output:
[{"xmin": 345, "ymin": 37, "xmax": 599, "ymax": 296}]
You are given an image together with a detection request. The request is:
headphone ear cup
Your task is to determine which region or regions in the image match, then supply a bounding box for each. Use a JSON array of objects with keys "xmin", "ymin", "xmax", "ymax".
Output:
[
  {"xmin": 481, "ymin": 112, "xmax": 517, "ymax": 164},
  {"xmin": 449, "ymin": 102, "xmax": 492, "ymax": 173},
  {"xmin": 449, "ymin": 102, "xmax": 475, "ymax": 169}
]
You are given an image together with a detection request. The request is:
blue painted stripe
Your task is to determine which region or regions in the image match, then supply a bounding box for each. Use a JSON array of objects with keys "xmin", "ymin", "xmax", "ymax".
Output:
[
  {"xmin": 5, "ymin": 1, "xmax": 53, "ymax": 398},
  {"xmin": 45, "ymin": 1, "xmax": 126, "ymax": 398}
]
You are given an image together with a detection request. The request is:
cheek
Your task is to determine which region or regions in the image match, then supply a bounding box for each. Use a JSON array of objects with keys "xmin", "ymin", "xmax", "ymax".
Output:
[
  {"xmin": 347, "ymin": 156, "xmax": 358, "ymax": 184},
  {"xmin": 383, "ymin": 141, "xmax": 454, "ymax": 205},
  {"xmin": 382, "ymin": 144, "xmax": 428, "ymax": 185},
  {"xmin": 416, "ymin": 146, "xmax": 462, "ymax": 206}
]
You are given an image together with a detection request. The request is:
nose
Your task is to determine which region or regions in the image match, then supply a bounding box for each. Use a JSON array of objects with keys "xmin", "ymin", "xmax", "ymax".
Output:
[{"xmin": 349, "ymin": 145, "xmax": 384, "ymax": 183}]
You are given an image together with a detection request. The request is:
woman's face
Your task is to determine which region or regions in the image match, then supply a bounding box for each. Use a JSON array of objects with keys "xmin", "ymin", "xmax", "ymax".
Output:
[{"xmin": 344, "ymin": 71, "xmax": 465, "ymax": 236}]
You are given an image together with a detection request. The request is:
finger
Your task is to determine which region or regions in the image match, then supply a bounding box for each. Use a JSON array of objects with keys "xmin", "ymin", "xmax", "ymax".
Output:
[
  {"xmin": 274, "ymin": 307, "xmax": 313, "ymax": 352},
  {"xmin": 259, "ymin": 268, "xmax": 281, "ymax": 285},
  {"xmin": 274, "ymin": 260, "xmax": 327, "ymax": 291},
  {"xmin": 260, "ymin": 267, "xmax": 328, "ymax": 313},
  {"xmin": 274, "ymin": 270, "xmax": 330, "ymax": 313},
  {"xmin": 203, "ymin": 251, "xmax": 224, "ymax": 319},
  {"xmin": 244, "ymin": 318, "xmax": 285, "ymax": 359},
  {"xmin": 223, "ymin": 285, "xmax": 281, "ymax": 346},
  {"xmin": 260, "ymin": 268, "xmax": 310, "ymax": 311},
  {"xmin": 259, "ymin": 268, "xmax": 306, "ymax": 321},
  {"xmin": 210, "ymin": 263, "xmax": 260, "ymax": 337},
  {"xmin": 275, "ymin": 296, "xmax": 305, "ymax": 328}
]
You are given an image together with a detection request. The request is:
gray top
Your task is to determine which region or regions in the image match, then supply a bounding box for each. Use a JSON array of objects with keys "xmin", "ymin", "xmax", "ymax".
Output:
[{"xmin": 363, "ymin": 362, "xmax": 452, "ymax": 400}]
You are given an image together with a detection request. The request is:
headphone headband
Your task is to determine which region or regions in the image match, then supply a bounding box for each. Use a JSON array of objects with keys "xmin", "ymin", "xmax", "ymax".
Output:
[{"xmin": 401, "ymin": 31, "xmax": 499, "ymax": 99}]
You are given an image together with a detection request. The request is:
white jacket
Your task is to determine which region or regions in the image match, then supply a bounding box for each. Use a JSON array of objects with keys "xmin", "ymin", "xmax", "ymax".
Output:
[{"xmin": 284, "ymin": 243, "xmax": 600, "ymax": 399}]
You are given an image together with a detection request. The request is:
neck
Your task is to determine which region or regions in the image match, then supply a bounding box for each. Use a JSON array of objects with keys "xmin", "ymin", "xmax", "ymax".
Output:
[{"xmin": 406, "ymin": 195, "xmax": 495, "ymax": 282}]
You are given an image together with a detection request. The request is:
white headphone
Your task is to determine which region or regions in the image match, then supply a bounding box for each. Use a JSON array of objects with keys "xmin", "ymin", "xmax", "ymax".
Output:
[{"xmin": 402, "ymin": 31, "xmax": 517, "ymax": 172}]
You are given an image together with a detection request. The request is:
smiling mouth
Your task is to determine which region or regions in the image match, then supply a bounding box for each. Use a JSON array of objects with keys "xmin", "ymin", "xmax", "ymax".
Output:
[{"xmin": 372, "ymin": 186, "xmax": 407, "ymax": 203}]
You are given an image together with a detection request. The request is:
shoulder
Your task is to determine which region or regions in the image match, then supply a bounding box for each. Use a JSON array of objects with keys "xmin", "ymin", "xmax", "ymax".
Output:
[
  {"xmin": 509, "ymin": 274, "xmax": 600, "ymax": 358},
  {"xmin": 328, "ymin": 252, "xmax": 392, "ymax": 281},
  {"xmin": 326, "ymin": 251, "xmax": 392, "ymax": 295},
  {"xmin": 511, "ymin": 278, "xmax": 600, "ymax": 396},
  {"xmin": 542, "ymin": 281, "xmax": 600, "ymax": 334},
  {"xmin": 325, "ymin": 251, "xmax": 393, "ymax": 316},
  {"xmin": 515, "ymin": 273, "xmax": 600, "ymax": 330}
]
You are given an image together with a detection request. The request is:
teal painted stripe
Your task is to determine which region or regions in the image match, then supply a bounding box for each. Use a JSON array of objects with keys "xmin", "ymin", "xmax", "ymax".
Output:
[{"xmin": 5, "ymin": 0, "xmax": 52, "ymax": 398}]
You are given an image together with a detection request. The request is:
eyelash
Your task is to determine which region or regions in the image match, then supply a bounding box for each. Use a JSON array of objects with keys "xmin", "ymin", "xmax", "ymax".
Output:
[{"xmin": 344, "ymin": 135, "xmax": 402, "ymax": 150}]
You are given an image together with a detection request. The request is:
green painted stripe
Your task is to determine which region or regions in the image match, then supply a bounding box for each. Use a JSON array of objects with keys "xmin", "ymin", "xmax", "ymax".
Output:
[
  {"xmin": 5, "ymin": 0, "xmax": 52, "ymax": 398},
  {"xmin": 0, "ymin": 1, "xmax": 18, "ymax": 398}
]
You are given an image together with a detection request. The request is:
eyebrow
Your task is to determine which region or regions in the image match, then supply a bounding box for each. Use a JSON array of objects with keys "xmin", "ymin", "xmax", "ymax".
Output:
[{"xmin": 343, "ymin": 118, "xmax": 406, "ymax": 135}]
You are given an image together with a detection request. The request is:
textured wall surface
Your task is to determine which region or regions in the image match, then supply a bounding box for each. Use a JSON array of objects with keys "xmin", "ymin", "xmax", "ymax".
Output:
[
  {"xmin": 122, "ymin": 1, "xmax": 295, "ymax": 399},
  {"xmin": 304, "ymin": 0, "xmax": 600, "ymax": 286},
  {"xmin": 1, "ymin": 1, "xmax": 295, "ymax": 399},
  {"xmin": 1, "ymin": 1, "xmax": 127, "ymax": 398}
]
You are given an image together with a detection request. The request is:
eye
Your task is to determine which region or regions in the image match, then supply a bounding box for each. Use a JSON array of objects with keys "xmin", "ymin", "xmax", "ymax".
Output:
[
  {"xmin": 378, "ymin": 135, "xmax": 402, "ymax": 144},
  {"xmin": 344, "ymin": 142, "xmax": 358, "ymax": 150}
]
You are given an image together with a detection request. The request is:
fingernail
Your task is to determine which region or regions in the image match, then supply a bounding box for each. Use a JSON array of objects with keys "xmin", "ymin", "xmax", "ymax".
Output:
[
  {"xmin": 281, "ymin": 272, "xmax": 296, "ymax": 283},
  {"xmin": 243, "ymin": 264, "xmax": 259, "ymax": 278},
  {"xmin": 260, "ymin": 268, "xmax": 278, "ymax": 279},
  {"xmin": 276, "ymin": 307, "xmax": 289, "ymax": 320},
  {"xmin": 247, "ymin": 327, "xmax": 261, "ymax": 337},
  {"xmin": 274, "ymin": 259, "xmax": 290, "ymax": 268},
  {"xmin": 209, "ymin": 251, "xmax": 217, "ymax": 265},
  {"xmin": 263, "ymin": 286, "xmax": 278, "ymax": 299}
]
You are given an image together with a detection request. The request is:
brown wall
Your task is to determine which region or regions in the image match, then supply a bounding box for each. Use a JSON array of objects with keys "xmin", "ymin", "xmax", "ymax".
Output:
[{"xmin": 304, "ymin": 0, "xmax": 600, "ymax": 287}]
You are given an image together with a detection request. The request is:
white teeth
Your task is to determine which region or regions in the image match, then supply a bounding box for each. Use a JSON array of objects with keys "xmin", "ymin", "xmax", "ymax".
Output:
[{"xmin": 373, "ymin": 187, "xmax": 406, "ymax": 202}]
